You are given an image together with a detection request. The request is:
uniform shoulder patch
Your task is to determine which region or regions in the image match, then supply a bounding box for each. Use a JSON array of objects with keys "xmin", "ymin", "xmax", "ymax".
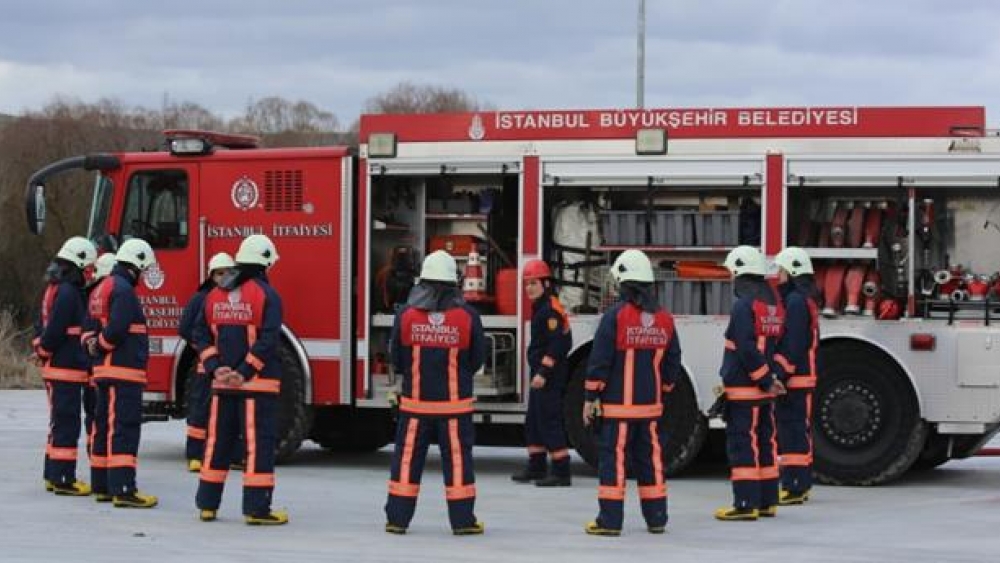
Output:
[{"xmin": 547, "ymin": 318, "xmax": 559, "ymax": 331}]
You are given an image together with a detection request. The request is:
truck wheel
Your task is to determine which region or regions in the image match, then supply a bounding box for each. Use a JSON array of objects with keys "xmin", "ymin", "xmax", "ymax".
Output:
[
  {"xmin": 563, "ymin": 361, "xmax": 598, "ymax": 468},
  {"xmin": 661, "ymin": 372, "xmax": 708, "ymax": 476},
  {"xmin": 275, "ymin": 343, "xmax": 314, "ymax": 463},
  {"xmin": 813, "ymin": 342, "xmax": 926, "ymax": 485},
  {"xmin": 911, "ymin": 430, "xmax": 951, "ymax": 470}
]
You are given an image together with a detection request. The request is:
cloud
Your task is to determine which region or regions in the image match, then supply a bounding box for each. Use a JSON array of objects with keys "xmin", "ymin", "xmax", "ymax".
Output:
[{"xmin": 1, "ymin": 0, "xmax": 1000, "ymax": 122}]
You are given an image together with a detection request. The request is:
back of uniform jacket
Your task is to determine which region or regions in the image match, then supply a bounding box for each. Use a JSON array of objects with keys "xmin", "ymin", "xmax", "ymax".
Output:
[{"xmin": 89, "ymin": 266, "xmax": 149, "ymax": 384}]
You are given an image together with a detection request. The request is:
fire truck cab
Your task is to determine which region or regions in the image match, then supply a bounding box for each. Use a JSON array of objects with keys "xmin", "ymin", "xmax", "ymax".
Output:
[{"xmin": 25, "ymin": 105, "xmax": 1000, "ymax": 485}]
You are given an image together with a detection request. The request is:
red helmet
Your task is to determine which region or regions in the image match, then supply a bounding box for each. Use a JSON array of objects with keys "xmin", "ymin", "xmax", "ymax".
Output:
[
  {"xmin": 877, "ymin": 299, "xmax": 901, "ymax": 320},
  {"xmin": 523, "ymin": 259, "xmax": 552, "ymax": 281}
]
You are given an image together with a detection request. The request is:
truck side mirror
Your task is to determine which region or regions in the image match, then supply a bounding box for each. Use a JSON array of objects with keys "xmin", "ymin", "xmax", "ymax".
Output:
[{"xmin": 25, "ymin": 183, "xmax": 46, "ymax": 235}]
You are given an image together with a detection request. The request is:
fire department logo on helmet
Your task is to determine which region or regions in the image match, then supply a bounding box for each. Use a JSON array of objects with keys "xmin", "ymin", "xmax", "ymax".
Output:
[
  {"xmin": 142, "ymin": 262, "xmax": 165, "ymax": 290},
  {"xmin": 231, "ymin": 176, "xmax": 260, "ymax": 211},
  {"xmin": 468, "ymin": 114, "xmax": 485, "ymax": 141},
  {"xmin": 428, "ymin": 312, "xmax": 445, "ymax": 326},
  {"xmin": 641, "ymin": 311, "xmax": 655, "ymax": 328}
]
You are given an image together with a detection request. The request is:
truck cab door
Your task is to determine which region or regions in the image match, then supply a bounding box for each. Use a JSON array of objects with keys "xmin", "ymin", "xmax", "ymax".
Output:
[{"xmin": 116, "ymin": 164, "xmax": 200, "ymax": 397}]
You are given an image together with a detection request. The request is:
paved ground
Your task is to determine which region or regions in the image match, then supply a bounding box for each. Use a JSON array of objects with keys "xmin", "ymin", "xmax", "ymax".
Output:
[{"xmin": 2, "ymin": 390, "xmax": 999, "ymax": 562}]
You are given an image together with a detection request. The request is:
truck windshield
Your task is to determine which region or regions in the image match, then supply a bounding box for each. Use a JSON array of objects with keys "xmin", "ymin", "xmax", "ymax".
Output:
[{"xmin": 87, "ymin": 173, "xmax": 114, "ymax": 241}]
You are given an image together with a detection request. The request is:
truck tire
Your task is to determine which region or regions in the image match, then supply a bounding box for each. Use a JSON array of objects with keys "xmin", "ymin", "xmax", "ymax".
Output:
[
  {"xmin": 661, "ymin": 372, "xmax": 708, "ymax": 476},
  {"xmin": 563, "ymin": 361, "xmax": 598, "ymax": 468},
  {"xmin": 911, "ymin": 430, "xmax": 951, "ymax": 471},
  {"xmin": 813, "ymin": 342, "xmax": 926, "ymax": 485},
  {"xmin": 563, "ymin": 360, "xmax": 708, "ymax": 476},
  {"xmin": 275, "ymin": 343, "xmax": 314, "ymax": 463}
]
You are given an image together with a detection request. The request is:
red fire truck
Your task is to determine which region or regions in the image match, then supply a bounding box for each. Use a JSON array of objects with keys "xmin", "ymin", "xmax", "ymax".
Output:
[{"xmin": 25, "ymin": 105, "xmax": 1000, "ymax": 485}]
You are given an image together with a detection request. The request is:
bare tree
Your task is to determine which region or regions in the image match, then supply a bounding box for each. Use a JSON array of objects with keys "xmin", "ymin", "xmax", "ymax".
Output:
[{"xmin": 363, "ymin": 81, "xmax": 484, "ymax": 115}]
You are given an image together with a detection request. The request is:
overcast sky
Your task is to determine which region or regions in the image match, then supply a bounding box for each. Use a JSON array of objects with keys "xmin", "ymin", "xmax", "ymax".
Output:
[{"xmin": 2, "ymin": 0, "xmax": 999, "ymax": 125}]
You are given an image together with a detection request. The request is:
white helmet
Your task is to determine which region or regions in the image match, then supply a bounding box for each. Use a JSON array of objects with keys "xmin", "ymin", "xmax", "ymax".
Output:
[
  {"xmin": 723, "ymin": 245, "xmax": 768, "ymax": 277},
  {"xmin": 774, "ymin": 246, "xmax": 814, "ymax": 277},
  {"xmin": 56, "ymin": 236, "xmax": 97, "ymax": 269},
  {"xmin": 207, "ymin": 252, "xmax": 236, "ymax": 273},
  {"xmin": 419, "ymin": 250, "xmax": 458, "ymax": 283},
  {"xmin": 236, "ymin": 234, "xmax": 279, "ymax": 267},
  {"xmin": 610, "ymin": 249, "xmax": 655, "ymax": 283},
  {"xmin": 116, "ymin": 238, "xmax": 156, "ymax": 271},
  {"xmin": 93, "ymin": 253, "xmax": 116, "ymax": 280}
]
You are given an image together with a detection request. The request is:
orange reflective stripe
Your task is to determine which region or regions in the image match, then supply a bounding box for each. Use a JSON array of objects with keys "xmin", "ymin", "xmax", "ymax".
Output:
[
  {"xmin": 649, "ymin": 420, "xmax": 664, "ymax": 488},
  {"xmin": 730, "ymin": 466, "xmax": 759, "ymax": 481},
  {"xmin": 445, "ymin": 484, "xmax": 476, "ymax": 500},
  {"xmin": 46, "ymin": 445, "xmax": 78, "ymax": 461},
  {"xmin": 448, "ymin": 348, "xmax": 459, "ymax": 402},
  {"xmin": 527, "ymin": 445, "xmax": 546, "ymax": 455},
  {"xmin": 388, "ymin": 480, "xmax": 420, "ymax": 497},
  {"xmin": 92, "ymin": 367, "xmax": 147, "ymax": 384},
  {"xmin": 98, "ymin": 333, "xmax": 115, "ymax": 351},
  {"xmin": 399, "ymin": 397, "xmax": 475, "ymax": 415},
  {"xmin": 774, "ymin": 354, "xmax": 795, "ymax": 374},
  {"xmin": 245, "ymin": 353, "xmax": 264, "ymax": 371},
  {"xmin": 448, "ymin": 418, "xmax": 463, "ymax": 488},
  {"xmin": 243, "ymin": 473, "xmax": 275, "ymax": 488},
  {"xmin": 399, "ymin": 418, "xmax": 419, "ymax": 485},
  {"xmin": 780, "ymin": 453, "xmax": 813, "ymax": 467},
  {"xmin": 787, "ymin": 375, "xmax": 817, "ymax": 389},
  {"xmin": 186, "ymin": 426, "xmax": 207, "ymax": 440},
  {"xmin": 598, "ymin": 485, "xmax": 626, "ymax": 500},
  {"xmin": 652, "ymin": 348, "xmax": 664, "ymax": 396},
  {"xmin": 584, "ymin": 380, "xmax": 605, "ymax": 392},
  {"xmin": 199, "ymin": 468, "xmax": 228, "ymax": 484},
  {"xmin": 760, "ymin": 465, "xmax": 779, "ymax": 480},
  {"xmin": 108, "ymin": 454, "xmax": 137, "ymax": 468},
  {"xmin": 541, "ymin": 355, "xmax": 555, "ymax": 368},
  {"xmin": 615, "ymin": 422, "xmax": 627, "ymax": 487},
  {"xmin": 550, "ymin": 448, "xmax": 570, "ymax": 460},
  {"xmin": 623, "ymin": 349, "xmax": 634, "ymax": 406},
  {"xmin": 65, "ymin": 326, "xmax": 82, "ymax": 336},
  {"xmin": 749, "ymin": 364, "xmax": 770, "ymax": 380},
  {"xmin": 601, "ymin": 403, "xmax": 663, "ymax": 419},
  {"xmin": 90, "ymin": 454, "xmax": 109, "ymax": 469},
  {"xmin": 127, "ymin": 324, "xmax": 147, "ymax": 334},
  {"xmin": 724, "ymin": 386, "xmax": 775, "ymax": 401},
  {"xmin": 247, "ymin": 325, "xmax": 257, "ymax": 346},
  {"xmin": 724, "ymin": 339, "xmax": 737, "ymax": 351},
  {"xmin": 638, "ymin": 484, "xmax": 667, "ymax": 499},
  {"xmin": 199, "ymin": 346, "xmax": 219, "ymax": 361},
  {"xmin": 246, "ymin": 397, "xmax": 258, "ymax": 478},
  {"xmin": 202, "ymin": 395, "xmax": 220, "ymax": 475},
  {"xmin": 240, "ymin": 378, "xmax": 280, "ymax": 394},
  {"xmin": 41, "ymin": 367, "xmax": 89, "ymax": 383},
  {"xmin": 411, "ymin": 345, "xmax": 421, "ymax": 401}
]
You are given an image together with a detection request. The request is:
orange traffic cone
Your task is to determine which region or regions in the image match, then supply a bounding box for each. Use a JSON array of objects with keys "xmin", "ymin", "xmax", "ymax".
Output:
[{"xmin": 463, "ymin": 251, "xmax": 488, "ymax": 302}]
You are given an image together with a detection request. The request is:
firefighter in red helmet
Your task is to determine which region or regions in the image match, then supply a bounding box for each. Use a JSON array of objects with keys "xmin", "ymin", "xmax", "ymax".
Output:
[{"xmin": 511, "ymin": 258, "xmax": 573, "ymax": 486}]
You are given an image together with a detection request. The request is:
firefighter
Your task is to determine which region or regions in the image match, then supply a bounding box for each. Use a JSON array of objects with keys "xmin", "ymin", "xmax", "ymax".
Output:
[
  {"xmin": 80, "ymin": 252, "xmax": 116, "ymax": 461},
  {"xmin": 714, "ymin": 245, "xmax": 786, "ymax": 521},
  {"xmin": 511, "ymin": 258, "xmax": 574, "ymax": 487},
  {"xmin": 582, "ymin": 249, "xmax": 681, "ymax": 536},
  {"xmin": 34, "ymin": 236, "xmax": 98, "ymax": 496},
  {"xmin": 178, "ymin": 251, "xmax": 236, "ymax": 472},
  {"xmin": 86, "ymin": 238, "xmax": 158, "ymax": 508},
  {"xmin": 194, "ymin": 234, "xmax": 288, "ymax": 525},
  {"xmin": 773, "ymin": 247, "xmax": 820, "ymax": 505},
  {"xmin": 384, "ymin": 250, "xmax": 487, "ymax": 535}
]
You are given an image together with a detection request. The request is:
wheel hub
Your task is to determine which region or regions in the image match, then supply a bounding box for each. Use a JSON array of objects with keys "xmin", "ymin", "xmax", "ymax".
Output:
[{"xmin": 819, "ymin": 381, "xmax": 883, "ymax": 448}]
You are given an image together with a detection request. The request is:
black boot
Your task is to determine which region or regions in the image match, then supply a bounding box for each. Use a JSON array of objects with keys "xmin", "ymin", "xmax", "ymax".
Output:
[
  {"xmin": 535, "ymin": 474, "xmax": 571, "ymax": 487},
  {"xmin": 511, "ymin": 468, "xmax": 546, "ymax": 483}
]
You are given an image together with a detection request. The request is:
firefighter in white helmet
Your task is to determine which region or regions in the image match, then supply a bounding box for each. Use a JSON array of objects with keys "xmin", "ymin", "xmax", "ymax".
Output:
[
  {"xmin": 715, "ymin": 245, "xmax": 786, "ymax": 521},
  {"xmin": 384, "ymin": 250, "xmax": 487, "ymax": 535},
  {"xmin": 772, "ymin": 247, "xmax": 821, "ymax": 506},
  {"xmin": 34, "ymin": 236, "xmax": 97, "ymax": 496},
  {"xmin": 193, "ymin": 234, "xmax": 288, "ymax": 525},
  {"xmin": 582, "ymin": 249, "xmax": 682, "ymax": 536},
  {"xmin": 86, "ymin": 238, "xmax": 159, "ymax": 507},
  {"xmin": 178, "ymin": 252, "xmax": 237, "ymax": 472}
]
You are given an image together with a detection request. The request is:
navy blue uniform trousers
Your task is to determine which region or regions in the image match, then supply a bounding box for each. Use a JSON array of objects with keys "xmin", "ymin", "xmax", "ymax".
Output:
[
  {"xmin": 90, "ymin": 381, "xmax": 143, "ymax": 496},
  {"xmin": 44, "ymin": 380, "xmax": 87, "ymax": 486},
  {"xmin": 595, "ymin": 419, "xmax": 668, "ymax": 531},
  {"xmin": 776, "ymin": 390, "xmax": 813, "ymax": 494},
  {"xmin": 196, "ymin": 393, "xmax": 277, "ymax": 516},
  {"xmin": 385, "ymin": 413, "xmax": 477, "ymax": 530},
  {"xmin": 726, "ymin": 402, "xmax": 779, "ymax": 510}
]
